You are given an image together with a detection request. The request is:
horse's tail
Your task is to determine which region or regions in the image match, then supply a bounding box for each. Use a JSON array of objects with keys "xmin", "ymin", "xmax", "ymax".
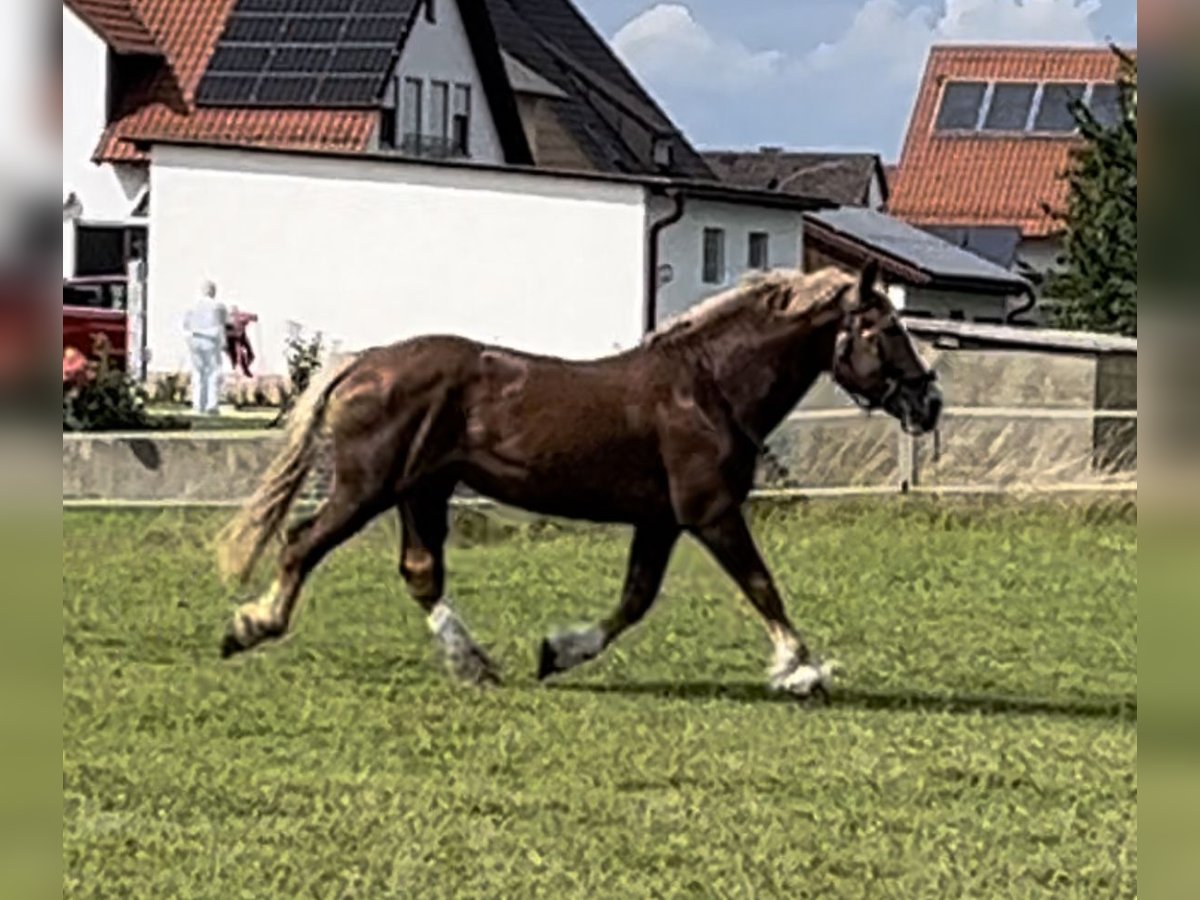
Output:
[{"xmin": 215, "ymin": 353, "xmax": 361, "ymax": 585}]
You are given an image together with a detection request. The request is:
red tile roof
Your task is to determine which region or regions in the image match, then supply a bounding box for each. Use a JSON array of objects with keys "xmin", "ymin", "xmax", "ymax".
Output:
[
  {"xmin": 66, "ymin": 0, "xmax": 161, "ymax": 56},
  {"xmin": 888, "ymin": 45, "xmax": 1129, "ymax": 238},
  {"xmin": 93, "ymin": 0, "xmax": 375, "ymax": 164}
]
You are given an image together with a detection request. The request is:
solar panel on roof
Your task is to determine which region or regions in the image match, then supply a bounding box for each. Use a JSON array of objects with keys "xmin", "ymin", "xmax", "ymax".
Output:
[
  {"xmin": 330, "ymin": 47, "xmax": 393, "ymax": 73},
  {"xmin": 1033, "ymin": 83, "xmax": 1085, "ymax": 133},
  {"xmin": 239, "ymin": 0, "xmax": 298, "ymax": 11},
  {"xmin": 1088, "ymin": 83, "xmax": 1122, "ymax": 129},
  {"xmin": 195, "ymin": 0, "xmax": 415, "ymax": 107},
  {"xmin": 256, "ymin": 76, "xmax": 321, "ymax": 104},
  {"xmin": 983, "ymin": 83, "xmax": 1036, "ymax": 132},
  {"xmin": 935, "ymin": 81, "xmax": 987, "ymax": 131},
  {"xmin": 316, "ymin": 76, "xmax": 382, "ymax": 104},
  {"xmin": 296, "ymin": 0, "xmax": 354, "ymax": 11},
  {"xmin": 355, "ymin": 0, "xmax": 412, "ymax": 13},
  {"xmin": 206, "ymin": 46, "xmax": 272, "ymax": 73},
  {"xmin": 224, "ymin": 16, "xmax": 286, "ymax": 43},
  {"xmin": 269, "ymin": 47, "xmax": 334, "ymax": 72},
  {"xmin": 196, "ymin": 75, "xmax": 260, "ymax": 104},
  {"xmin": 282, "ymin": 17, "xmax": 348, "ymax": 43}
]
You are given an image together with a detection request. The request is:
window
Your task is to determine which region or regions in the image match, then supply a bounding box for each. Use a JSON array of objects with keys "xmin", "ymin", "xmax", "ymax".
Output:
[
  {"xmin": 401, "ymin": 77, "xmax": 423, "ymax": 148},
  {"xmin": 702, "ymin": 228, "xmax": 725, "ymax": 284},
  {"xmin": 748, "ymin": 232, "xmax": 769, "ymax": 270},
  {"xmin": 1088, "ymin": 83, "xmax": 1122, "ymax": 129},
  {"xmin": 430, "ymin": 81, "xmax": 449, "ymax": 146},
  {"xmin": 982, "ymin": 82, "xmax": 1036, "ymax": 131},
  {"xmin": 74, "ymin": 225, "xmax": 126, "ymax": 277},
  {"xmin": 452, "ymin": 84, "xmax": 471, "ymax": 156},
  {"xmin": 379, "ymin": 105, "xmax": 398, "ymax": 149},
  {"xmin": 72, "ymin": 224, "xmax": 147, "ymax": 279},
  {"xmin": 1034, "ymin": 82, "xmax": 1086, "ymax": 132},
  {"xmin": 935, "ymin": 81, "xmax": 987, "ymax": 131},
  {"xmin": 425, "ymin": 0, "xmax": 436, "ymax": 23}
]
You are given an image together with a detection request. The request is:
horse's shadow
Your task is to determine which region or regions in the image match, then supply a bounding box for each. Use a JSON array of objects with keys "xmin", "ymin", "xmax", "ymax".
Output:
[{"xmin": 547, "ymin": 680, "xmax": 1136, "ymax": 721}]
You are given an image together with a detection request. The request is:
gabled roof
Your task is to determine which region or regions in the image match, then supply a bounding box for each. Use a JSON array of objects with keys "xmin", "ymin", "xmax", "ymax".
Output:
[
  {"xmin": 806, "ymin": 207, "xmax": 1030, "ymax": 295},
  {"xmin": 483, "ymin": 0, "xmax": 713, "ymax": 178},
  {"xmin": 888, "ymin": 45, "xmax": 1131, "ymax": 238},
  {"xmin": 702, "ymin": 150, "xmax": 886, "ymax": 207},
  {"xmin": 91, "ymin": 0, "xmax": 714, "ymax": 179},
  {"xmin": 66, "ymin": 0, "xmax": 161, "ymax": 56}
]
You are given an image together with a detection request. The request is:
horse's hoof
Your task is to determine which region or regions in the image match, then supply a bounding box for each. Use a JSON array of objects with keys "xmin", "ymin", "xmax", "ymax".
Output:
[
  {"xmin": 536, "ymin": 638, "xmax": 559, "ymax": 681},
  {"xmin": 220, "ymin": 630, "xmax": 246, "ymax": 659},
  {"xmin": 449, "ymin": 645, "xmax": 503, "ymax": 687},
  {"xmin": 771, "ymin": 659, "xmax": 840, "ymax": 700}
]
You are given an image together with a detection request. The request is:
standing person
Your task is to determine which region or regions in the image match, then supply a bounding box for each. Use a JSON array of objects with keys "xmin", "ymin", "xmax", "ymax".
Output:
[
  {"xmin": 224, "ymin": 306, "xmax": 258, "ymax": 379},
  {"xmin": 183, "ymin": 280, "xmax": 228, "ymax": 415}
]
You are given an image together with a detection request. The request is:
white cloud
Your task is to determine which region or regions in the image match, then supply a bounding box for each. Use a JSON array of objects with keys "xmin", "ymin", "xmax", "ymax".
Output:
[
  {"xmin": 610, "ymin": 0, "xmax": 1106, "ymax": 154},
  {"xmin": 612, "ymin": 3, "xmax": 784, "ymax": 93}
]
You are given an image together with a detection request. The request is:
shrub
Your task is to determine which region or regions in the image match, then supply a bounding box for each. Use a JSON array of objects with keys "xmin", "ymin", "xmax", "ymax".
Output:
[
  {"xmin": 63, "ymin": 337, "xmax": 188, "ymax": 432},
  {"xmin": 272, "ymin": 330, "xmax": 324, "ymax": 427}
]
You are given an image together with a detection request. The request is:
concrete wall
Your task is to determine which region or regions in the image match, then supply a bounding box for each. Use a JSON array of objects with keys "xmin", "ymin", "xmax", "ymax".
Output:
[
  {"xmin": 64, "ymin": 344, "xmax": 1137, "ymax": 504},
  {"xmin": 651, "ymin": 196, "xmax": 805, "ymax": 324},
  {"xmin": 766, "ymin": 341, "xmax": 1137, "ymax": 491},
  {"xmin": 148, "ymin": 144, "xmax": 648, "ymax": 376},
  {"xmin": 383, "ymin": 0, "xmax": 503, "ymax": 162}
]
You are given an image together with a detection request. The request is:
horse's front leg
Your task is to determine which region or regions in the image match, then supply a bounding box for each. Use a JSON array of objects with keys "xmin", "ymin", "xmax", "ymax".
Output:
[
  {"xmin": 691, "ymin": 511, "xmax": 839, "ymax": 698},
  {"xmin": 538, "ymin": 524, "xmax": 679, "ymax": 680}
]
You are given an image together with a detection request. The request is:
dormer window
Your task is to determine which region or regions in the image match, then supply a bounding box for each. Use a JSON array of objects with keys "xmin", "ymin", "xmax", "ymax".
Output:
[{"xmin": 452, "ymin": 84, "xmax": 471, "ymax": 156}]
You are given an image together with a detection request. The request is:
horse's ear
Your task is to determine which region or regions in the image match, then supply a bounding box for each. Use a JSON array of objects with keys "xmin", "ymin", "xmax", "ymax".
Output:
[{"xmin": 859, "ymin": 261, "xmax": 880, "ymax": 296}]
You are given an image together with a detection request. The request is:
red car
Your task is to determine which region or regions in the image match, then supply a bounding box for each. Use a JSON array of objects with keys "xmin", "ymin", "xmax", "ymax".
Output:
[{"xmin": 63, "ymin": 276, "xmax": 128, "ymax": 369}]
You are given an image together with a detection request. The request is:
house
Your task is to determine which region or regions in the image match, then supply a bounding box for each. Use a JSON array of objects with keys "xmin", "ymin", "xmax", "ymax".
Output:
[
  {"xmin": 63, "ymin": 0, "xmax": 833, "ymax": 376},
  {"xmin": 887, "ymin": 45, "xmax": 1131, "ymax": 283},
  {"xmin": 703, "ymin": 149, "xmax": 889, "ymax": 210},
  {"xmin": 803, "ymin": 207, "xmax": 1032, "ymax": 323}
]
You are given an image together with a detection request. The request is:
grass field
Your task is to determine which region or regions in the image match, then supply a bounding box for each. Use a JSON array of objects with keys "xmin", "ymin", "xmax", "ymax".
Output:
[{"xmin": 63, "ymin": 499, "xmax": 1137, "ymax": 898}]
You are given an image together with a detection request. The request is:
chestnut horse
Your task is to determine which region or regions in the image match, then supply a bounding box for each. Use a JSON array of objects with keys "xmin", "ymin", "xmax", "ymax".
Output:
[{"xmin": 215, "ymin": 263, "xmax": 941, "ymax": 697}]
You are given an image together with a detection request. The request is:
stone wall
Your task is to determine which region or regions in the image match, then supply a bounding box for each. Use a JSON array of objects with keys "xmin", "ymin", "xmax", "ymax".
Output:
[{"xmin": 64, "ymin": 341, "xmax": 1137, "ymax": 504}]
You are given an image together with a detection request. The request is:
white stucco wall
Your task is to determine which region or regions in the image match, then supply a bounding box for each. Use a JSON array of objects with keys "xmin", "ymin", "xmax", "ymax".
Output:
[
  {"xmin": 62, "ymin": 7, "xmax": 148, "ymax": 278},
  {"xmin": 148, "ymin": 145, "xmax": 648, "ymax": 376},
  {"xmin": 651, "ymin": 197, "xmax": 805, "ymax": 324},
  {"xmin": 383, "ymin": 0, "xmax": 503, "ymax": 163}
]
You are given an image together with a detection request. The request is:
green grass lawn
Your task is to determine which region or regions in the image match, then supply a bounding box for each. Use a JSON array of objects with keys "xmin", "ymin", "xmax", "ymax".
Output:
[{"xmin": 63, "ymin": 500, "xmax": 1136, "ymax": 898}]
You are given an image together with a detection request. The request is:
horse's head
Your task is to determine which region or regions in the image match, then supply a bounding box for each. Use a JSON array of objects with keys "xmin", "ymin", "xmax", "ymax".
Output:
[{"xmin": 831, "ymin": 263, "xmax": 942, "ymax": 436}]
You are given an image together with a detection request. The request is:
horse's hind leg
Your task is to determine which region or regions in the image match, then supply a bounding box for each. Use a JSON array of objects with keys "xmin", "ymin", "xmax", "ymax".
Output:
[
  {"xmin": 222, "ymin": 479, "xmax": 389, "ymax": 657},
  {"xmin": 538, "ymin": 524, "xmax": 678, "ymax": 680},
  {"xmin": 399, "ymin": 481, "xmax": 501, "ymax": 686}
]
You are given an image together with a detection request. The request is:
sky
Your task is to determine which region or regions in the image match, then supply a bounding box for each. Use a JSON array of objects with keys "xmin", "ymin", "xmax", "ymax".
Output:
[{"xmin": 574, "ymin": 0, "xmax": 1137, "ymax": 162}]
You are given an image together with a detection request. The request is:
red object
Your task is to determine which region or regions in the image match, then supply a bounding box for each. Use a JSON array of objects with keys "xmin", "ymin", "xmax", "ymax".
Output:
[
  {"xmin": 225, "ymin": 310, "xmax": 257, "ymax": 377},
  {"xmin": 63, "ymin": 347, "xmax": 93, "ymax": 385},
  {"xmin": 63, "ymin": 278, "xmax": 128, "ymax": 369},
  {"xmin": 889, "ymin": 46, "xmax": 1132, "ymax": 237}
]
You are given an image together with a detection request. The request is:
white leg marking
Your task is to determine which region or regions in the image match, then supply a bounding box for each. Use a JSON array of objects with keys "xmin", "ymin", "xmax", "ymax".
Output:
[{"xmin": 427, "ymin": 600, "xmax": 499, "ymax": 683}]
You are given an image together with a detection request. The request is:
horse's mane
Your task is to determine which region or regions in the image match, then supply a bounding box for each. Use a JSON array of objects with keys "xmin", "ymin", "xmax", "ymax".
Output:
[{"xmin": 643, "ymin": 267, "xmax": 857, "ymax": 347}]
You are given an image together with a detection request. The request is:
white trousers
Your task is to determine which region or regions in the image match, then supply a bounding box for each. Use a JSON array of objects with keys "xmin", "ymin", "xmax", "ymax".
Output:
[{"xmin": 188, "ymin": 335, "xmax": 223, "ymax": 415}]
